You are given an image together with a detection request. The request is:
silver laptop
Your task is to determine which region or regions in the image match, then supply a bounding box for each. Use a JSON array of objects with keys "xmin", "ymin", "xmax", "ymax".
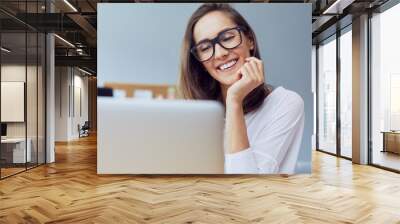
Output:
[{"xmin": 97, "ymin": 98, "xmax": 225, "ymax": 174}]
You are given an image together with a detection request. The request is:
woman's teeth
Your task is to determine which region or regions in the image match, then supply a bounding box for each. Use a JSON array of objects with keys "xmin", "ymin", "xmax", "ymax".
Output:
[{"xmin": 218, "ymin": 59, "xmax": 237, "ymax": 71}]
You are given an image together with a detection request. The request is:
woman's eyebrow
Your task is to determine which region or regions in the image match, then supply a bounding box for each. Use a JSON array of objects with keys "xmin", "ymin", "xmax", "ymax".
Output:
[
  {"xmin": 218, "ymin": 26, "xmax": 236, "ymax": 34},
  {"xmin": 195, "ymin": 27, "xmax": 236, "ymax": 45},
  {"xmin": 195, "ymin": 38, "xmax": 212, "ymax": 45}
]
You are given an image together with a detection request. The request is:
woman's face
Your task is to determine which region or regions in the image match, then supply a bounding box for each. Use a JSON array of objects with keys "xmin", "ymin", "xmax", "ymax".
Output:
[{"xmin": 193, "ymin": 11, "xmax": 254, "ymax": 87}]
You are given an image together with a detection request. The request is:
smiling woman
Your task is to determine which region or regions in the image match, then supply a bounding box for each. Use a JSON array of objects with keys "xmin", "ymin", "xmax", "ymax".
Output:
[{"xmin": 179, "ymin": 3, "xmax": 305, "ymax": 174}]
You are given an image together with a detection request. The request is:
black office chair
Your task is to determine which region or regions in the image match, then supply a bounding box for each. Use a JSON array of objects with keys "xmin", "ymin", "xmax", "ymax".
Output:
[
  {"xmin": 98, "ymin": 87, "xmax": 113, "ymax": 97},
  {"xmin": 79, "ymin": 121, "xmax": 90, "ymax": 138}
]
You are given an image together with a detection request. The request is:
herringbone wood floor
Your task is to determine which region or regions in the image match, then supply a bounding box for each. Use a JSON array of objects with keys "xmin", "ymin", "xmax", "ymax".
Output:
[{"xmin": 1, "ymin": 134, "xmax": 400, "ymax": 224}]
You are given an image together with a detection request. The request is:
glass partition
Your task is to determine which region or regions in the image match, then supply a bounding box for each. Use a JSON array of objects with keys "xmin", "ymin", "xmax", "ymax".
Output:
[
  {"xmin": 0, "ymin": 1, "xmax": 46, "ymax": 179},
  {"xmin": 1, "ymin": 31, "xmax": 28, "ymax": 177},
  {"xmin": 26, "ymin": 0, "xmax": 44, "ymax": 169},
  {"xmin": 38, "ymin": 32, "xmax": 45, "ymax": 165},
  {"xmin": 339, "ymin": 27, "xmax": 352, "ymax": 158},
  {"xmin": 317, "ymin": 35, "xmax": 337, "ymax": 155},
  {"xmin": 370, "ymin": 3, "xmax": 400, "ymax": 171},
  {"xmin": 27, "ymin": 30, "xmax": 38, "ymax": 169}
]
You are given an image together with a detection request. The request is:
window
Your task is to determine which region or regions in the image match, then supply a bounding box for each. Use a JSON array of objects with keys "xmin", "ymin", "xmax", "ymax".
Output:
[
  {"xmin": 370, "ymin": 2, "xmax": 400, "ymax": 171},
  {"xmin": 317, "ymin": 35, "xmax": 337, "ymax": 155},
  {"xmin": 339, "ymin": 27, "xmax": 352, "ymax": 158}
]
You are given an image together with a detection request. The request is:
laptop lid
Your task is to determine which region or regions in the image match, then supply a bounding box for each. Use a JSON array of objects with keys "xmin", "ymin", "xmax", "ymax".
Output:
[{"xmin": 98, "ymin": 98, "xmax": 225, "ymax": 174}]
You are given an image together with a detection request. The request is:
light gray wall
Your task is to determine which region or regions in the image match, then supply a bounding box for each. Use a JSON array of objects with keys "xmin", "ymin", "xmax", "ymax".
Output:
[
  {"xmin": 98, "ymin": 3, "xmax": 312, "ymax": 173},
  {"xmin": 55, "ymin": 67, "xmax": 89, "ymax": 141}
]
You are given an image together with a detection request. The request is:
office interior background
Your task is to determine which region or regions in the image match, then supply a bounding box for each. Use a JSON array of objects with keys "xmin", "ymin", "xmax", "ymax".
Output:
[{"xmin": 0, "ymin": 0, "xmax": 400, "ymax": 222}]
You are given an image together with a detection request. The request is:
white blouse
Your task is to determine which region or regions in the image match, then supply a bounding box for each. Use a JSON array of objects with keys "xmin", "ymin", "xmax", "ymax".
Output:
[{"xmin": 224, "ymin": 86, "xmax": 305, "ymax": 174}]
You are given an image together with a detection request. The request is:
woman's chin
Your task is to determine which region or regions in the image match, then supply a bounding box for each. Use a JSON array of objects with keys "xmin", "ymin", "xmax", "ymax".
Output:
[
  {"xmin": 219, "ymin": 76, "xmax": 239, "ymax": 87},
  {"xmin": 213, "ymin": 70, "xmax": 241, "ymax": 86}
]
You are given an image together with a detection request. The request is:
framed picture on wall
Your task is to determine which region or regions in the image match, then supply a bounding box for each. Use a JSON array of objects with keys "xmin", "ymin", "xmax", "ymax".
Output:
[{"xmin": 1, "ymin": 81, "xmax": 25, "ymax": 122}]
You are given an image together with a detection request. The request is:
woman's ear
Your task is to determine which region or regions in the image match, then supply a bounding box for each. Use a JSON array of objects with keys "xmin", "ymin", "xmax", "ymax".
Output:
[{"xmin": 248, "ymin": 37, "xmax": 255, "ymax": 51}]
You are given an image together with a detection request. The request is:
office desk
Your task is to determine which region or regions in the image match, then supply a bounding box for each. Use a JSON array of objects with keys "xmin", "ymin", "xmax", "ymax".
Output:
[
  {"xmin": 1, "ymin": 138, "xmax": 31, "ymax": 163},
  {"xmin": 381, "ymin": 131, "xmax": 400, "ymax": 154}
]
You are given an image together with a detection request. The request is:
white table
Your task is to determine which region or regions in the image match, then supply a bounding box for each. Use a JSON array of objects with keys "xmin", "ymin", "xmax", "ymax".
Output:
[{"xmin": 1, "ymin": 138, "xmax": 31, "ymax": 163}]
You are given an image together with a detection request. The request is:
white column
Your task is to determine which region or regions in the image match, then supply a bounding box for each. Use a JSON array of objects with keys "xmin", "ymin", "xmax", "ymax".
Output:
[
  {"xmin": 46, "ymin": 32, "xmax": 55, "ymax": 163},
  {"xmin": 45, "ymin": 0, "xmax": 56, "ymax": 163},
  {"xmin": 352, "ymin": 14, "xmax": 369, "ymax": 164},
  {"xmin": 312, "ymin": 45, "xmax": 317, "ymax": 150}
]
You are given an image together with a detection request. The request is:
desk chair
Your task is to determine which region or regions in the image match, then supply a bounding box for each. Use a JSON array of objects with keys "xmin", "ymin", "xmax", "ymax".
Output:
[{"xmin": 79, "ymin": 121, "xmax": 90, "ymax": 138}]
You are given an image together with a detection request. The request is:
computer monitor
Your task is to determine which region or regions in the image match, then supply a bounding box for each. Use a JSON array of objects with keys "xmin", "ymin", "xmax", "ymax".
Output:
[{"xmin": 1, "ymin": 123, "xmax": 7, "ymax": 137}]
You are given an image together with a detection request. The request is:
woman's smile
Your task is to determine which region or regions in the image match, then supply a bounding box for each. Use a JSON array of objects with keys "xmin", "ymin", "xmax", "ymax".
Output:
[{"xmin": 216, "ymin": 58, "xmax": 239, "ymax": 72}]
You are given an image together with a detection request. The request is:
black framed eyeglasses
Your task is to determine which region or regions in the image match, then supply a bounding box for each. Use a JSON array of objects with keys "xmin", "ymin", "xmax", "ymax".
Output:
[{"xmin": 190, "ymin": 27, "xmax": 243, "ymax": 62}]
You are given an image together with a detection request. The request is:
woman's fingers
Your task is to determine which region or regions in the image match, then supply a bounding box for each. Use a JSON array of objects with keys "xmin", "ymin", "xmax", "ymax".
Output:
[
  {"xmin": 244, "ymin": 57, "xmax": 264, "ymax": 84},
  {"xmin": 241, "ymin": 63, "xmax": 251, "ymax": 81},
  {"xmin": 244, "ymin": 62, "xmax": 257, "ymax": 81},
  {"xmin": 245, "ymin": 56, "xmax": 260, "ymax": 68},
  {"xmin": 249, "ymin": 60, "xmax": 262, "ymax": 82},
  {"xmin": 246, "ymin": 57, "xmax": 263, "ymax": 76}
]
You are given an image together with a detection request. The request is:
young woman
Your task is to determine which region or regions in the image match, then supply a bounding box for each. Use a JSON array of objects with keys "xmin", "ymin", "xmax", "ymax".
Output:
[{"xmin": 179, "ymin": 3, "xmax": 305, "ymax": 174}]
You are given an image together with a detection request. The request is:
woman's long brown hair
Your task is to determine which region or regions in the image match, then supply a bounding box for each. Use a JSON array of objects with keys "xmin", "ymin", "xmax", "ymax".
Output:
[{"xmin": 178, "ymin": 3, "xmax": 270, "ymax": 114}]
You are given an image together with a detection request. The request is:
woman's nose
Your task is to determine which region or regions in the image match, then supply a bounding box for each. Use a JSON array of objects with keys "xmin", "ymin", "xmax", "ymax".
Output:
[{"xmin": 214, "ymin": 43, "xmax": 229, "ymax": 59}]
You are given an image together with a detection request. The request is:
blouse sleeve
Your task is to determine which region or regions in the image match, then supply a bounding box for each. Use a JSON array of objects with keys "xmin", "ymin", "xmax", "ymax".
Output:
[{"xmin": 224, "ymin": 92, "xmax": 305, "ymax": 174}]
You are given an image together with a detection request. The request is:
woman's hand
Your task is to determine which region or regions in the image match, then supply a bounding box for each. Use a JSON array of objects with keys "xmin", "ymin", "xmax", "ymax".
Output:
[{"xmin": 226, "ymin": 57, "xmax": 265, "ymax": 105}]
